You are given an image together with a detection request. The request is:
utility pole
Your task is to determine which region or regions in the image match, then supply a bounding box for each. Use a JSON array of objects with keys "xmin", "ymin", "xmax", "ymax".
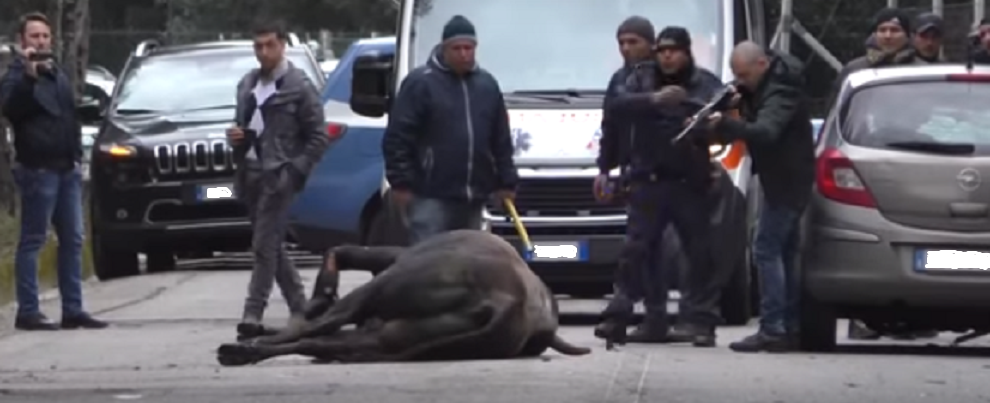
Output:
[{"xmin": 772, "ymin": 0, "xmax": 843, "ymax": 72}]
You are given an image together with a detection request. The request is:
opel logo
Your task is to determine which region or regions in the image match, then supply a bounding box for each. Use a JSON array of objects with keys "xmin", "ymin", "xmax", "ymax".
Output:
[{"xmin": 957, "ymin": 168, "xmax": 981, "ymax": 192}]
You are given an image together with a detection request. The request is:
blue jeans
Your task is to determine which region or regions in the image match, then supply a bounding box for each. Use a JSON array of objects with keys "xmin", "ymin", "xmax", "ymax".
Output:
[
  {"xmin": 12, "ymin": 166, "xmax": 86, "ymax": 318},
  {"xmin": 406, "ymin": 196, "xmax": 484, "ymax": 245},
  {"xmin": 754, "ymin": 198, "xmax": 802, "ymax": 335}
]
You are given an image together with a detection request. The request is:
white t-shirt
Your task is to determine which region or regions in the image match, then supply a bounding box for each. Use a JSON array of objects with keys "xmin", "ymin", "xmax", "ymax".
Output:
[{"xmin": 245, "ymin": 80, "xmax": 278, "ymax": 160}]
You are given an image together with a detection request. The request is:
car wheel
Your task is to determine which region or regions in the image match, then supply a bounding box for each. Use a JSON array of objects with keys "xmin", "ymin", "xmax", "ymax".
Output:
[
  {"xmin": 146, "ymin": 249, "xmax": 177, "ymax": 273},
  {"xmin": 91, "ymin": 231, "xmax": 140, "ymax": 281},
  {"xmin": 798, "ymin": 287, "xmax": 837, "ymax": 352},
  {"xmin": 720, "ymin": 252, "xmax": 752, "ymax": 325}
]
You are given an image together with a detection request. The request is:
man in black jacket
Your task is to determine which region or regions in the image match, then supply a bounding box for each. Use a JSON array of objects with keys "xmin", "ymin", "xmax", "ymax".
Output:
[
  {"xmin": 912, "ymin": 13, "xmax": 945, "ymax": 64},
  {"xmin": 593, "ymin": 27, "xmax": 723, "ymax": 347},
  {"xmin": 593, "ymin": 15, "xmax": 659, "ymax": 343},
  {"xmin": 703, "ymin": 41, "xmax": 814, "ymax": 352},
  {"xmin": 0, "ymin": 12, "xmax": 107, "ymax": 331},
  {"xmin": 382, "ymin": 15, "xmax": 518, "ymax": 245}
]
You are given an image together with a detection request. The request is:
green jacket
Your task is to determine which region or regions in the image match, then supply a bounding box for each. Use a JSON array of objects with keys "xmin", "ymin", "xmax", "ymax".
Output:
[{"xmin": 715, "ymin": 50, "xmax": 815, "ymax": 211}]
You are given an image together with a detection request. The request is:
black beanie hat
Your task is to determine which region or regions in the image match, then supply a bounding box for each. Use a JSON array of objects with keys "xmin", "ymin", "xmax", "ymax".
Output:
[
  {"xmin": 871, "ymin": 7, "xmax": 911, "ymax": 33},
  {"xmin": 616, "ymin": 16, "xmax": 655, "ymax": 43},
  {"xmin": 442, "ymin": 15, "xmax": 477, "ymax": 43},
  {"xmin": 655, "ymin": 26, "xmax": 692, "ymax": 52}
]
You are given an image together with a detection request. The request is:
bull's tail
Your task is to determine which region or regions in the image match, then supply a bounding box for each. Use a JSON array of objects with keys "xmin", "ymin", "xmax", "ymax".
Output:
[{"xmin": 549, "ymin": 334, "xmax": 592, "ymax": 356}]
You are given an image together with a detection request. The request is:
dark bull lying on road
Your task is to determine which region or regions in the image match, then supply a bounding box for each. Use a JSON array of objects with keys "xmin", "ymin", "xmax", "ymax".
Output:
[{"xmin": 217, "ymin": 230, "xmax": 592, "ymax": 365}]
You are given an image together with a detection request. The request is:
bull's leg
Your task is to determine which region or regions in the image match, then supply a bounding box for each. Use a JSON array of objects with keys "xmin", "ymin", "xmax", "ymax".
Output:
[
  {"xmin": 219, "ymin": 329, "xmax": 383, "ymax": 366},
  {"xmin": 332, "ymin": 244, "xmax": 405, "ymax": 276}
]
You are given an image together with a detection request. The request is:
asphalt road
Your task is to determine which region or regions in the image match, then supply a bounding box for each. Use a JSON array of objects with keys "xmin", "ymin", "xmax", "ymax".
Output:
[{"xmin": 2, "ymin": 258, "xmax": 990, "ymax": 403}]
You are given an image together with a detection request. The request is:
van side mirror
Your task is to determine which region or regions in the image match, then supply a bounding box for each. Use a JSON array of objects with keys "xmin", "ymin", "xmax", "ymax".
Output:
[{"xmin": 350, "ymin": 52, "xmax": 394, "ymax": 118}]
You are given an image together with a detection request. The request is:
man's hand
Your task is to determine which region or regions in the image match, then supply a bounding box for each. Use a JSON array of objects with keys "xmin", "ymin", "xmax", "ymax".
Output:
[
  {"xmin": 705, "ymin": 111, "xmax": 724, "ymax": 130},
  {"xmin": 19, "ymin": 47, "xmax": 46, "ymax": 78},
  {"xmin": 650, "ymin": 86, "xmax": 687, "ymax": 106},
  {"xmin": 226, "ymin": 126, "xmax": 244, "ymax": 144},
  {"xmin": 391, "ymin": 189, "xmax": 413, "ymax": 209},
  {"xmin": 727, "ymin": 87, "xmax": 742, "ymax": 109},
  {"xmin": 592, "ymin": 174, "xmax": 613, "ymax": 202},
  {"xmin": 495, "ymin": 189, "xmax": 516, "ymax": 203}
]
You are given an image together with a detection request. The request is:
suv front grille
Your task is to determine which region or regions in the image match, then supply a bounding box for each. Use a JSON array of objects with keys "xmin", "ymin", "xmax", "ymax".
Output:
[
  {"xmin": 153, "ymin": 140, "xmax": 235, "ymax": 179},
  {"xmin": 485, "ymin": 177, "xmax": 625, "ymax": 217}
]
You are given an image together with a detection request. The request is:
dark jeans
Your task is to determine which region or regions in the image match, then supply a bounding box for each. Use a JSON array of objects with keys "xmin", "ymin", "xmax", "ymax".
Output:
[
  {"xmin": 606, "ymin": 180, "xmax": 709, "ymax": 323},
  {"xmin": 13, "ymin": 166, "xmax": 85, "ymax": 318},
  {"xmin": 753, "ymin": 198, "xmax": 802, "ymax": 335},
  {"xmin": 406, "ymin": 196, "xmax": 485, "ymax": 245}
]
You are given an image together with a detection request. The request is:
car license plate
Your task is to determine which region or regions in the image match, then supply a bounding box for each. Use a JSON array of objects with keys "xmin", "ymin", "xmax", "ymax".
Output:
[
  {"xmin": 915, "ymin": 249, "xmax": 990, "ymax": 272},
  {"xmin": 197, "ymin": 183, "xmax": 235, "ymax": 201},
  {"xmin": 523, "ymin": 241, "xmax": 588, "ymax": 262}
]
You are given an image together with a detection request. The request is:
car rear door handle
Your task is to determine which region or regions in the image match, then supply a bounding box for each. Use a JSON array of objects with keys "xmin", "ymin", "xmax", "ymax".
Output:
[{"xmin": 948, "ymin": 202, "xmax": 989, "ymax": 218}]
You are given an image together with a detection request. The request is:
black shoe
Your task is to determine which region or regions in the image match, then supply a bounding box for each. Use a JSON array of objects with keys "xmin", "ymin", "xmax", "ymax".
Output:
[
  {"xmin": 60, "ymin": 313, "xmax": 109, "ymax": 330},
  {"xmin": 594, "ymin": 319, "xmax": 629, "ymax": 348},
  {"xmin": 848, "ymin": 320, "xmax": 880, "ymax": 340},
  {"xmin": 15, "ymin": 314, "xmax": 59, "ymax": 331},
  {"xmin": 669, "ymin": 323, "xmax": 717, "ymax": 347},
  {"xmin": 627, "ymin": 317, "xmax": 690, "ymax": 344},
  {"xmin": 729, "ymin": 331, "xmax": 789, "ymax": 353}
]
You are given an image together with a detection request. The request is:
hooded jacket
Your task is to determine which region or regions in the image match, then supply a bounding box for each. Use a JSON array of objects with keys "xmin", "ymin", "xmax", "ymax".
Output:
[
  {"xmin": 715, "ymin": 50, "xmax": 814, "ymax": 210},
  {"xmin": 604, "ymin": 61, "xmax": 723, "ymax": 189},
  {"xmin": 382, "ymin": 46, "xmax": 518, "ymax": 202}
]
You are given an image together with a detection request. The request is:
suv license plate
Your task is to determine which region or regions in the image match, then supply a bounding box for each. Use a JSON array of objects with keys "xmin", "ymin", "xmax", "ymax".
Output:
[
  {"xmin": 198, "ymin": 183, "xmax": 235, "ymax": 201},
  {"xmin": 524, "ymin": 241, "xmax": 587, "ymax": 262}
]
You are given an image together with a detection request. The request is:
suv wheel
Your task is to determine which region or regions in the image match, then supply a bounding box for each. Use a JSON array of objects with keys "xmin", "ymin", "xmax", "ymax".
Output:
[
  {"xmin": 91, "ymin": 231, "xmax": 139, "ymax": 281},
  {"xmin": 146, "ymin": 249, "xmax": 177, "ymax": 273}
]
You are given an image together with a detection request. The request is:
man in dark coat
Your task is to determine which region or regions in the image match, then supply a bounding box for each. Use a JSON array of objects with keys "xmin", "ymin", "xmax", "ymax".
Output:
[
  {"xmin": 594, "ymin": 27, "xmax": 724, "ymax": 347},
  {"xmin": 382, "ymin": 15, "xmax": 518, "ymax": 245},
  {"xmin": 702, "ymin": 41, "xmax": 814, "ymax": 352}
]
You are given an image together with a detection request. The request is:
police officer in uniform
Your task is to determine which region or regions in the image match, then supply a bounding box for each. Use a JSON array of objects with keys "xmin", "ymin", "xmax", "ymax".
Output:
[{"xmin": 594, "ymin": 27, "xmax": 723, "ymax": 347}]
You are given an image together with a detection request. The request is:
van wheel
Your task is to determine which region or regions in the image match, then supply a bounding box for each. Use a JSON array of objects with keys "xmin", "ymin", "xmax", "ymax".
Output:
[
  {"xmin": 799, "ymin": 287, "xmax": 837, "ymax": 352},
  {"xmin": 91, "ymin": 231, "xmax": 140, "ymax": 281},
  {"xmin": 720, "ymin": 253, "xmax": 752, "ymax": 325}
]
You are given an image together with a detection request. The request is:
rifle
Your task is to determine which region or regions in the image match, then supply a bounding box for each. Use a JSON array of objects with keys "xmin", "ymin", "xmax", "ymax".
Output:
[{"xmin": 671, "ymin": 83, "xmax": 736, "ymax": 144}]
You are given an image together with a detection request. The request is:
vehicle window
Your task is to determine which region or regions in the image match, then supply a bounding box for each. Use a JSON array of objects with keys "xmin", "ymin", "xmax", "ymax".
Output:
[
  {"xmin": 113, "ymin": 51, "xmax": 322, "ymax": 113},
  {"xmin": 842, "ymin": 82, "xmax": 990, "ymax": 154},
  {"xmin": 80, "ymin": 83, "xmax": 109, "ymax": 108},
  {"xmin": 409, "ymin": 0, "xmax": 724, "ymax": 93}
]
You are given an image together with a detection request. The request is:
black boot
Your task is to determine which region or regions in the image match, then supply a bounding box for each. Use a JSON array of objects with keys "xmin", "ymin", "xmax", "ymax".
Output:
[
  {"xmin": 627, "ymin": 315, "xmax": 688, "ymax": 343},
  {"xmin": 594, "ymin": 300, "xmax": 633, "ymax": 349},
  {"xmin": 848, "ymin": 320, "xmax": 880, "ymax": 340},
  {"xmin": 667, "ymin": 323, "xmax": 717, "ymax": 347}
]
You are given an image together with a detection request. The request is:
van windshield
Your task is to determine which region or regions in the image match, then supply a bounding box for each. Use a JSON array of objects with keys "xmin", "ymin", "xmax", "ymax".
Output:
[{"xmin": 408, "ymin": 0, "xmax": 725, "ymax": 93}]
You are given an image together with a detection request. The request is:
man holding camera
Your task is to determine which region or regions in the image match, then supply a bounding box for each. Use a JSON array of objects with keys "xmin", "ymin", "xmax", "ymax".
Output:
[
  {"xmin": 594, "ymin": 27, "xmax": 723, "ymax": 347},
  {"xmin": 0, "ymin": 12, "xmax": 107, "ymax": 331},
  {"xmin": 226, "ymin": 20, "xmax": 333, "ymax": 340}
]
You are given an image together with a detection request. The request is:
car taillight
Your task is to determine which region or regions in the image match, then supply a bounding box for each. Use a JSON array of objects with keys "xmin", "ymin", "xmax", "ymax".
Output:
[
  {"xmin": 946, "ymin": 73, "xmax": 990, "ymax": 82},
  {"xmin": 326, "ymin": 122, "xmax": 347, "ymax": 139},
  {"xmin": 816, "ymin": 148, "xmax": 876, "ymax": 208}
]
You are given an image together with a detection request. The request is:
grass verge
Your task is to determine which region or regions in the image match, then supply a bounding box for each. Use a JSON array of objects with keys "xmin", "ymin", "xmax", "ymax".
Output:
[{"xmin": 0, "ymin": 200, "xmax": 94, "ymax": 307}]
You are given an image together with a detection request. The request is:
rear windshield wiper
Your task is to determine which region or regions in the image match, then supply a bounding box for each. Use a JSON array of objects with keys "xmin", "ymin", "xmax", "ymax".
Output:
[
  {"xmin": 177, "ymin": 105, "xmax": 237, "ymax": 112},
  {"xmin": 886, "ymin": 141, "xmax": 976, "ymax": 155},
  {"xmin": 114, "ymin": 108, "xmax": 160, "ymax": 116}
]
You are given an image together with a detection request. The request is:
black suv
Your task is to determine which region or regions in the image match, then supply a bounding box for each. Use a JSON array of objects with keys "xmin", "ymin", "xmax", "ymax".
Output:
[{"xmin": 85, "ymin": 38, "xmax": 326, "ymax": 280}]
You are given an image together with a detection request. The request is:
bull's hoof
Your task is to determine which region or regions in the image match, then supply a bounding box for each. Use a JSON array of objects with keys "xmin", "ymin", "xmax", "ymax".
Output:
[{"xmin": 217, "ymin": 343, "xmax": 263, "ymax": 367}]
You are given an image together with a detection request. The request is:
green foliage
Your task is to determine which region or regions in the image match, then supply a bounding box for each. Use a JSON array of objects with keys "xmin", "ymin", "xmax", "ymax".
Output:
[{"xmin": 0, "ymin": 204, "xmax": 94, "ymax": 306}]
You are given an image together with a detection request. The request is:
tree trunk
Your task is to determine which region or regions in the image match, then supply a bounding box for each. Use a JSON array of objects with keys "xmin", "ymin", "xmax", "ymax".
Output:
[{"xmin": 58, "ymin": 0, "xmax": 90, "ymax": 102}]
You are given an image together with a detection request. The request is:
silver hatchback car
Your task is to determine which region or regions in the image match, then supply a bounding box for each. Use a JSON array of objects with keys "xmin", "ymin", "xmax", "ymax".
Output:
[{"xmin": 801, "ymin": 64, "xmax": 990, "ymax": 351}]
